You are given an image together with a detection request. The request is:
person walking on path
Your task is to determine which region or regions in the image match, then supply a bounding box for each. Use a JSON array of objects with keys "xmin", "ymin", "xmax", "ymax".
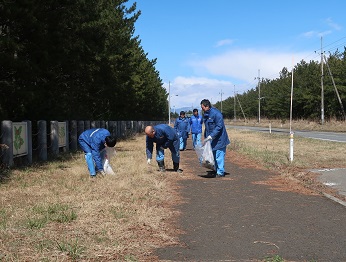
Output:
[
  {"xmin": 145, "ymin": 124, "xmax": 182, "ymax": 173},
  {"xmin": 189, "ymin": 108, "xmax": 203, "ymax": 149},
  {"xmin": 174, "ymin": 111, "xmax": 190, "ymax": 151},
  {"xmin": 201, "ymin": 99, "xmax": 230, "ymax": 177},
  {"xmin": 78, "ymin": 128, "xmax": 117, "ymax": 178}
]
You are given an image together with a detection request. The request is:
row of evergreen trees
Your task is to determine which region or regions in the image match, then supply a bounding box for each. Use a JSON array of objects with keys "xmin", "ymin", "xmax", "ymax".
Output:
[
  {"xmin": 215, "ymin": 50, "xmax": 346, "ymax": 121},
  {"xmin": 1, "ymin": 0, "xmax": 167, "ymax": 121}
]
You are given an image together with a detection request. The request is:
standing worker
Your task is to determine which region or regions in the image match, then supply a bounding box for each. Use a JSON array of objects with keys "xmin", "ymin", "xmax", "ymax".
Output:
[
  {"xmin": 201, "ymin": 99, "xmax": 230, "ymax": 178},
  {"xmin": 189, "ymin": 108, "xmax": 203, "ymax": 149},
  {"xmin": 78, "ymin": 128, "xmax": 117, "ymax": 178},
  {"xmin": 174, "ymin": 111, "xmax": 190, "ymax": 151},
  {"xmin": 145, "ymin": 124, "xmax": 182, "ymax": 173}
]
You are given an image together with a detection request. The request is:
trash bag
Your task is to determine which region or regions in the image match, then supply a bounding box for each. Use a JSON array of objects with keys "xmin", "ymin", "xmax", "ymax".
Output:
[
  {"xmin": 195, "ymin": 141, "xmax": 215, "ymax": 170},
  {"xmin": 102, "ymin": 147, "xmax": 116, "ymax": 175},
  {"xmin": 103, "ymin": 158, "xmax": 115, "ymax": 175}
]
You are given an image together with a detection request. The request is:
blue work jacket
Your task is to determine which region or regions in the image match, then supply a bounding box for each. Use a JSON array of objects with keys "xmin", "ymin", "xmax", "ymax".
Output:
[
  {"xmin": 174, "ymin": 117, "xmax": 190, "ymax": 139},
  {"xmin": 203, "ymin": 107, "xmax": 230, "ymax": 151},
  {"xmin": 78, "ymin": 128, "xmax": 110, "ymax": 171},
  {"xmin": 146, "ymin": 124, "xmax": 178, "ymax": 159},
  {"xmin": 189, "ymin": 114, "xmax": 203, "ymax": 134}
]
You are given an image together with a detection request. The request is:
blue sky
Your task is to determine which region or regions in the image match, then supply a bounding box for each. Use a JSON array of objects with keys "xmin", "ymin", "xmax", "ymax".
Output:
[{"xmin": 130, "ymin": 0, "xmax": 346, "ymax": 110}]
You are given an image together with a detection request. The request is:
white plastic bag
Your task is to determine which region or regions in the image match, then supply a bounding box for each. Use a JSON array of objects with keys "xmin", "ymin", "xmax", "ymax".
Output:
[
  {"xmin": 102, "ymin": 147, "xmax": 116, "ymax": 175},
  {"xmin": 103, "ymin": 158, "xmax": 115, "ymax": 175},
  {"xmin": 195, "ymin": 141, "xmax": 215, "ymax": 170}
]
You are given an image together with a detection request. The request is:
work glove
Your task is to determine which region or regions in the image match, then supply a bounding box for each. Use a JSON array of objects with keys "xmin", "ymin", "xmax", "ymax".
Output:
[
  {"xmin": 147, "ymin": 159, "xmax": 151, "ymax": 165},
  {"xmin": 205, "ymin": 135, "xmax": 212, "ymax": 141},
  {"xmin": 203, "ymin": 135, "xmax": 212, "ymax": 145}
]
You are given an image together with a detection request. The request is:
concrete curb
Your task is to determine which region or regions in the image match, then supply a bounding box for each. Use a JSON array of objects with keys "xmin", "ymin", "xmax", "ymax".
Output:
[{"xmin": 323, "ymin": 193, "xmax": 346, "ymax": 208}]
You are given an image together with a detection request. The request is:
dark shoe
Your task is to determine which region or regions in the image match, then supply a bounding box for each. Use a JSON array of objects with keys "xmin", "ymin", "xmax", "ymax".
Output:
[
  {"xmin": 157, "ymin": 160, "xmax": 166, "ymax": 172},
  {"xmin": 173, "ymin": 162, "xmax": 183, "ymax": 173},
  {"xmin": 215, "ymin": 174, "xmax": 225, "ymax": 178}
]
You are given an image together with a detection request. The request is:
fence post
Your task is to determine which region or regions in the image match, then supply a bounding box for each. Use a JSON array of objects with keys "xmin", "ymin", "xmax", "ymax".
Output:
[
  {"xmin": 24, "ymin": 120, "xmax": 32, "ymax": 165},
  {"xmin": 108, "ymin": 121, "xmax": 116, "ymax": 138},
  {"xmin": 77, "ymin": 121, "xmax": 84, "ymax": 137},
  {"xmin": 38, "ymin": 120, "xmax": 47, "ymax": 161},
  {"xmin": 63, "ymin": 121, "xmax": 69, "ymax": 152},
  {"xmin": 91, "ymin": 121, "xmax": 100, "ymax": 128},
  {"xmin": 115, "ymin": 121, "xmax": 121, "ymax": 138},
  {"xmin": 69, "ymin": 120, "xmax": 78, "ymax": 151},
  {"xmin": 50, "ymin": 121, "xmax": 59, "ymax": 156},
  {"xmin": 1, "ymin": 120, "xmax": 14, "ymax": 167},
  {"xmin": 121, "ymin": 121, "xmax": 126, "ymax": 138},
  {"xmin": 84, "ymin": 121, "xmax": 90, "ymax": 130}
]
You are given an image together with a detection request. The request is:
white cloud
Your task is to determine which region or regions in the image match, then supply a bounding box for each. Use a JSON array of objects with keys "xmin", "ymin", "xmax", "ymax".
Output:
[
  {"xmin": 302, "ymin": 31, "xmax": 317, "ymax": 38},
  {"xmin": 301, "ymin": 18, "xmax": 341, "ymax": 39},
  {"xmin": 189, "ymin": 49, "xmax": 312, "ymax": 82},
  {"xmin": 302, "ymin": 30, "xmax": 332, "ymax": 38},
  {"xmin": 325, "ymin": 18, "xmax": 342, "ymax": 31},
  {"xmin": 165, "ymin": 48, "xmax": 314, "ymax": 109},
  {"xmin": 164, "ymin": 77, "xmax": 234, "ymax": 109},
  {"xmin": 215, "ymin": 39, "xmax": 234, "ymax": 47}
]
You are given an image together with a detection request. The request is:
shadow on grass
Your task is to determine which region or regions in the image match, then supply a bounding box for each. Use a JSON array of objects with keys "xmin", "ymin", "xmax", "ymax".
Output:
[{"xmin": 0, "ymin": 151, "xmax": 80, "ymax": 185}]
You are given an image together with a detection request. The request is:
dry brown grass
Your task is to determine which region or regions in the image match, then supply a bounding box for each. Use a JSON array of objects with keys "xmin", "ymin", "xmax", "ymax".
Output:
[
  {"xmin": 229, "ymin": 129, "xmax": 346, "ymax": 169},
  {"xmin": 0, "ymin": 134, "xmax": 180, "ymax": 261}
]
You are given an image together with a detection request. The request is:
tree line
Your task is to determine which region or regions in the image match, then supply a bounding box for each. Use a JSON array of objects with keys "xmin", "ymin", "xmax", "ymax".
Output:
[
  {"xmin": 2, "ymin": 1, "xmax": 346, "ymax": 123},
  {"xmin": 0, "ymin": 0, "xmax": 167, "ymax": 121},
  {"xmin": 215, "ymin": 50, "xmax": 346, "ymax": 122}
]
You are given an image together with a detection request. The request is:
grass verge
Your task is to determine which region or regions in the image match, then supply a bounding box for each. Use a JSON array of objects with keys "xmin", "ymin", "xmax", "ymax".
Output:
[
  {"xmin": 0, "ymin": 134, "xmax": 179, "ymax": 261},
  {"xmin": 228, "ymin": 127, "xmax": 346, "ymax": 201}
]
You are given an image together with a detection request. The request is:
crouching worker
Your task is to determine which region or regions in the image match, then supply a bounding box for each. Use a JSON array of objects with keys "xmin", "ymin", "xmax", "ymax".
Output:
[
  {"xmin": 145, "ymin": 124, "xmax": 182, "ymax": 173},
  {"xmin": 78, "ymin": 128, "xmax": 117, "ymax": 178}
]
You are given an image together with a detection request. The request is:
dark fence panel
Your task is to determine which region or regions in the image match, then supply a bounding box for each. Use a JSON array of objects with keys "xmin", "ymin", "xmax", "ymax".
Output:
[{"xmin": 1, "ymin": 120, "xmax": 164, "ymax": 168}]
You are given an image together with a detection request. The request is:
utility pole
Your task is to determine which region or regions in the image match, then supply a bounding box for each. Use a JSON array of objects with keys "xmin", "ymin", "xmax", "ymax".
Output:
[
  {"xmin": 168, "ymin": 81, "xmax": 171, "ymax": 125},
  {"xmin": 234, "ymin": 85, "xmax": 236, "ymax": 121},
  {"xmin": 219, "ymin": 89, "xmax": 224, "ymax": 113},
  {"xmin": 289, "ymin": 57, "xmax": 294, "ymax": 162},
  {"xmin": 321, "ymin": 37, "xmax": 325, "ymax": 125},
  {"xmin": 323, "ymin": 54, "xmax": 346, "ymax": 120},
  {"xmin": 256, "ymin": 69, "xmax": 261, "ymax": 123}
]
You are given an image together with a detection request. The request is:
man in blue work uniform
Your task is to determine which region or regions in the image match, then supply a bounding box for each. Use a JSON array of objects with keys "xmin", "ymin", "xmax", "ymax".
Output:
[
  {"xmin": 145, "ymin": 124, "xmax": 182, "ymax": 173},
  {"xmin": 174, "ymin": 111, "xmax": 190, "ymax": 151},
  {"xmin": 189, "ymin": 108, "xmax": 203, "ymax": 149},
  {"xmin": 78, "ymin": 128, "xmax": 117, "ymax": 178},
  {"xmin": 201, "ymin": 99, "xmax": 230, "ymax": 178}
]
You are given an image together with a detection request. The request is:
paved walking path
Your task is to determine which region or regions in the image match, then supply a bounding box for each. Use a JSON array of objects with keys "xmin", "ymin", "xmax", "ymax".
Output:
[{"xmin": 155, "ymin": 146, "xmax": 346, "ymax": 262}]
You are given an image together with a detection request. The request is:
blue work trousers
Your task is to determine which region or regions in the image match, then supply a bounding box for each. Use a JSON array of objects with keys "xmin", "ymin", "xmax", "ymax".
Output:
[
  {"xmin": 156, "ymin": 139, "xmax": 180, "ymax": 163},
  {"xmin": 191, "ymin": 133, "xmax": 202, "ymax": 149},
  {"xmin": 213, "ymin": 146, "xmax": 227, "ymax": 176},
  {"xmin": 179, "ymin": 136, "xmax": 187, "ymax": 151}
]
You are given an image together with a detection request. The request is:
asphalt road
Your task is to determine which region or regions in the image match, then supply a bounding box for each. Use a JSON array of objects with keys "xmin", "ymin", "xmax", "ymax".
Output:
[{"xmin": 227, "ymin": 125, "xmax": 346, "ymax": 143}]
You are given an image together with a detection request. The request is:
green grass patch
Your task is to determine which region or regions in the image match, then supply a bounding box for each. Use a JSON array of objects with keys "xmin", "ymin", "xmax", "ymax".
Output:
[
  {"xmin": 56, "ymin": 238, "xmax": 85, "ymax": 261},
  {"xmin": 26, "ymin": 203, "xmax": 77, "ymax": 229}
]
